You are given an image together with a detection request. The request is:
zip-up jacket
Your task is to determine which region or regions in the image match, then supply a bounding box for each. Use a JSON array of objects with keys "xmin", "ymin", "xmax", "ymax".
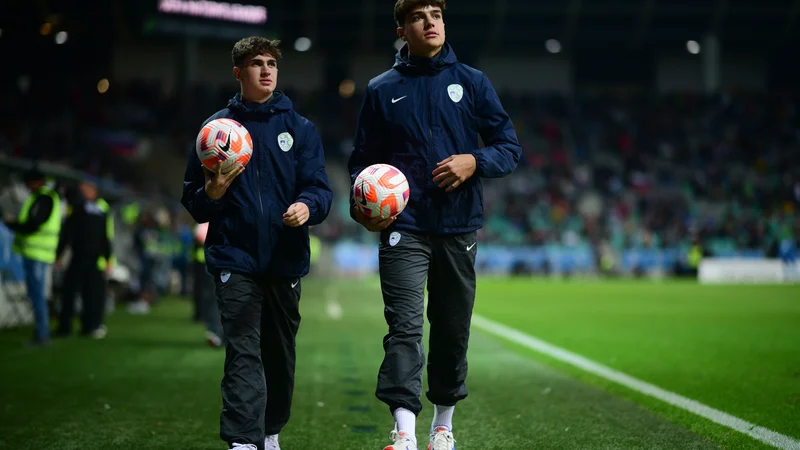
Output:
[
  {"xmin": 348, "ymin": 43, "xmax": 521, "ymax": 234},
  {"xmin": 181, "ymin": 92, "xmax": 333, "ymax": 277}
]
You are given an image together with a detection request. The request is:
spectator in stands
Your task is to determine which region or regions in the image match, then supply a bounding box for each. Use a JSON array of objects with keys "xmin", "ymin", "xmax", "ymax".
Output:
[{"xmin": 3, "ymin": 167, "xmax": 62, "ymax": 347}]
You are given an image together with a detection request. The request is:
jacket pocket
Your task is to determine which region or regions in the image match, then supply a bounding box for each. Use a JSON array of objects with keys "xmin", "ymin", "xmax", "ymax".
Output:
[
  {"xmin": 437, "ymin": 179, "xmax": 482, "ymax": 229},
  {"xmin": 269, "ymin": 226, "xmax": 309, "ymax": 276}
]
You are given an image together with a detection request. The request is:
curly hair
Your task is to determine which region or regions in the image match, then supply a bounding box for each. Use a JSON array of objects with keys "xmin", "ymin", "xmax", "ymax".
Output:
[
  {"xmin": 393, "ymin": 0, "xmax": 446, "ymax": 27},
  {"xmin": 231, "ymin": 36, "xmax": 282, "ymax": 67}
]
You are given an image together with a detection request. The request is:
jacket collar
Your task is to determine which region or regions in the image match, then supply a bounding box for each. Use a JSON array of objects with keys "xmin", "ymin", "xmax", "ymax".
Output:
[
  {"xmin": 393, "ymin": 42, "xmax": 457, "ymax": 75},
  {"xmin": 227, "ymin": 91, "xmax": 293, "ymax": 116}
]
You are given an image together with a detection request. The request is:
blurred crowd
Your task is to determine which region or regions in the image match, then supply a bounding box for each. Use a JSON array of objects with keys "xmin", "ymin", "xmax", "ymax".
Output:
[{"xmin": 2, "ymin": 77, "xmax": 799, "ymax": 258}]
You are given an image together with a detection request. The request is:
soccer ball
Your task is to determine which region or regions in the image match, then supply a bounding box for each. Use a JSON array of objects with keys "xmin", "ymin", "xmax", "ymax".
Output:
[
  {"xmin": 195, "ymin": 118, "xmax": 253, "ymax": 174},
  {"xmin": 353, "ymin": 164, "xmax": 410, "ymax": 220}
]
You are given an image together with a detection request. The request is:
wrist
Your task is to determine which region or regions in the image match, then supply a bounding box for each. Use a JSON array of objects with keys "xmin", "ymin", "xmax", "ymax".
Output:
[
  {"xmin": 204, "ymin": 185, "xmax": 223, "ymax": 201},
  {"xmin": 469, "ymin": 150, "xmax": 481, "ymax": 177}
]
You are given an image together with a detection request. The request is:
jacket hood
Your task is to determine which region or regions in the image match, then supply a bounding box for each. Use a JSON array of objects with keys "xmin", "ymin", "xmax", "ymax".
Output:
[
  {"xmin": 227, "ymin": 91, "xmax": 293, "ymax": 115},
  {"xmin": 393, "ymin": 42, "xmax": 458, "ymax": 75}
]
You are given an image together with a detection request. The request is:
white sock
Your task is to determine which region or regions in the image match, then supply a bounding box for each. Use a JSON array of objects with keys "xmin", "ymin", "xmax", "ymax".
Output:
[
  {"xmin": 431, "ymin": 404, "xmax": 454, "ymax": 431},
  {"xmin": 393, "ymin": 408, "xmax": 417, "ymax": 443}
]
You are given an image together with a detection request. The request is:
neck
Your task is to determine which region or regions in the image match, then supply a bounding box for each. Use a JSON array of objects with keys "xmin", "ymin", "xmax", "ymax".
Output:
[
  {"xmin": 241, "ymin": 91, "xmax": 273, "ymax": 104},
  {"xmin": 408, "ymin": 45, "xmax": 443, "ymax": 60}
]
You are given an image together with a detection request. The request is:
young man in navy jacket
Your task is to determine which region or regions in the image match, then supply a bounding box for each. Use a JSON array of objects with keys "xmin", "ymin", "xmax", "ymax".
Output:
[
  {"xmin": 347, "ymin": 1, "xmax": 521, "ymax": 449},
  {"xmin": 181, "ymin": 37, "xmax": 332, "ymax": 450}
]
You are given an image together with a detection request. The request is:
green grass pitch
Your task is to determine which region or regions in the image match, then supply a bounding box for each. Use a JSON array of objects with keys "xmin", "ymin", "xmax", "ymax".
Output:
[{"xmin": 0, "ymin": 277, "xmax": 797, "ymax": 449}]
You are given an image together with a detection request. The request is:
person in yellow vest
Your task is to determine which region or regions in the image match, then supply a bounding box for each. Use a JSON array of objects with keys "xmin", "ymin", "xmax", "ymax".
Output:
[
  {"xmin": 686, "ymin": 237, "xmax": 705, "ymax": 278},
  {"xmin": 309, "ymin": 233, "xmax": 321, "ymax": 266},
  {"xmin": 3, "ymin": 168, "xmax": 62, "ymax": 346},
  {"xmin": 193, "ymin": 222, "xmax": 224, "ymax": 348},
  {"xmin": 53, "ymin": 180, "xmax": 114, "ymax": 339}
]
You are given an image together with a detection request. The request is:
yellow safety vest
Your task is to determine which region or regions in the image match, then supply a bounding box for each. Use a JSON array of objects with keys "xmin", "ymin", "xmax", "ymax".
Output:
[
  {"xmin": 122, "ymin": 202, "xmax": 140, "ymax": 225},
  {"xmin": 96, "ymin": 198, "xmax": 116, "ymax": 271},
  {"xmin": 310, "ymin": 235, "xmax": 321, "ymax": 264},
  {"xmin": 194, "ymin": 245, "xmax": 205, "ymax": 264},
  {"xmin": 13, "ymin": 187, "xmax": 62, "ymax": 263},
  {"xmin": 687, "ymin": 245, "xmax": 703, "ymax": 269}
]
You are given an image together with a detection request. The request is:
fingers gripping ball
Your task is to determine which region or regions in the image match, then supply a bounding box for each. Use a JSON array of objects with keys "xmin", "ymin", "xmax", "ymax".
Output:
[
  {"xmin": 196, "ymin": 118, "xmax": 253, "ymax": 174},
  {"xmin": 354, "ymin": 164, "xmax": 410, "ymax": 220}
]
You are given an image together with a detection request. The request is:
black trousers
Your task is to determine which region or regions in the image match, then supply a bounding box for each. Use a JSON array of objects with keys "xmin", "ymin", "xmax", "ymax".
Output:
[
  {"xmin": 214, "ymin": 272, "xmax": 301, "ymax": 450},
  {"xmin": 376, "ymin": 229, "xmax": 477, "ymax": 415},
  {"xmin": 57, "ymin": 260, "xmax": 106, "ymax": 335}
]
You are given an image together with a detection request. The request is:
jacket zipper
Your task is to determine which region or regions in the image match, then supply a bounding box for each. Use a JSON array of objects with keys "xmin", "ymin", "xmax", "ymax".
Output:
[
  {"xmin": 256, "ymin": 166, "xmax": 264, "ymax": 216},
  {"xmin": 255, "ymin": 118, "xmax": 265, "ymax": 271},
  {"xmin": 427, "ymin": 77, "xmax": 432, "ymax": 143}
]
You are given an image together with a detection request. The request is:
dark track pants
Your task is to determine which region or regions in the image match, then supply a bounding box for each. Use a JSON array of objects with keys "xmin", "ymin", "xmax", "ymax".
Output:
[
  {"xmin": 214, "ymin": 272, "xmax": 301, "ymax": 450},
  {"xmin": 376, "ymin": 229, "xmax": 477, "ymax": 415},
  {"xmin": 57, "ymin": 261, "xmax": 106, "ymax": 335}
]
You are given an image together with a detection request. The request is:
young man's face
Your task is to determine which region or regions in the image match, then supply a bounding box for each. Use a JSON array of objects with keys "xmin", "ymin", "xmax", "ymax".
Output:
[
  {"xmin": 234, "ymin": 52, "xmax": 278, "ymax": 101},
  {"xmin": 79, "ymin": 182, "xmax": 97, "ymax": 201},
  {"xmin": 398, "ymin": 5, "xmax": 445, "ymax": 56}
]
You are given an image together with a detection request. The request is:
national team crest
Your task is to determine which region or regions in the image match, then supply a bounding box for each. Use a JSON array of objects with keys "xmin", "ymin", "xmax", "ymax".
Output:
[
  {"xmin": 389, "ymin": 232, "xmax": 401, "ymax": 247},
  {"xmin": 278, "ymin": 132, "xmax": 294, "ymax": 152},
  {"xmin": 220, "ymin": 271, "xmax": 231, "ymax": 283},
  {"xmin": 447, "ymin": 84, "xmax": 463, "ymax": 103}
]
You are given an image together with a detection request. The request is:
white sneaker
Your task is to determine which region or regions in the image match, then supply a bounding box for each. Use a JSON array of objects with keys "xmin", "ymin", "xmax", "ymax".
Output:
[
  {"xmin": 428, "ymin": 426, "xmax": 456, "ymax": 450},
  {"xmin": 384, "ymin": 426, "xmax": 418, "ymax": 450},
  {"xmin": 90, "ymin": 325, "xmax": 107, "ymax": 340},
  {"xmin": 205, "ymin": 330, "xmax": 223, "ymax": 348},
  {"xmin": 231, "ymin": 444, "xmax": 256, "ymax": 450},
  {"xmin": 264, "ymin": 434, "xmax": 280, "ymax": 450}
]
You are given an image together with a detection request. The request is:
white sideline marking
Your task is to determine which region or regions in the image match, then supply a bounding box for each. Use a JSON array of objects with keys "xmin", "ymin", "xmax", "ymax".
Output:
[{"xmin": 471, "ymin": 314, "xmax": 800, "ymax": 450}]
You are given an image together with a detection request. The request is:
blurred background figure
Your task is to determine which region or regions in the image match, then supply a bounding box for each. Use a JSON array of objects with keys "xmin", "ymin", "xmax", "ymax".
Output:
[
  {"xmin": 192, "ymin": 221, "xmax": 223, "ymax": 348},
  {"xmin": 54, "ymin": 179, "xmax": 114, "ymax": 339},
  {"xmin": 2, "ymin": 167, "xmax": 61, "ymax": 346}
]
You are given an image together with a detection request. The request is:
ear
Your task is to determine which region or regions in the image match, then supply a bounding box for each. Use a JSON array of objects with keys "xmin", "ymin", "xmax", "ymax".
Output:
[
  {"xmin": 396, "ymin": 26, "xmax": 405, "ymax": 40},
  {"xmin": 232, "ymin": 66, "xmax": 241, "ymax": 82}
]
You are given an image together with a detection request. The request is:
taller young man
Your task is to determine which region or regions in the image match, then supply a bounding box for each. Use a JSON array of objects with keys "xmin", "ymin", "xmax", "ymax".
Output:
[
  {"xmin": 181, "ymin": 37, "xmax": 333, "ymax": 450},
  {"xmin": 348, "ymin": 1, "xmax": 521, "ymax": 449}
]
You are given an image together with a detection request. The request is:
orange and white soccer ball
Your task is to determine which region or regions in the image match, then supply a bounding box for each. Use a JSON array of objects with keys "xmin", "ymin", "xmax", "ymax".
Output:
[
  {"xmin": 353, "ymin": 164, "xmax": 410, "ymax": 220},
  {"xmin": 195, "ymin": 118, "xmax": 253, "ymax": 174}
]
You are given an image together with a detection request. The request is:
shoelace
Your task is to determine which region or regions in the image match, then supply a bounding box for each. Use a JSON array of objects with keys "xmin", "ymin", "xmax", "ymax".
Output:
[
  {"xmin": 389, "ymin": 430, "xmax": 416, "ymax": 448},
  {"xmin": 430, "ymin": 430, "xmax": 456, "ymax": 450},
  {"xmin": 231, "ymin": 443, "xmax": 257, "ymax": 450}
]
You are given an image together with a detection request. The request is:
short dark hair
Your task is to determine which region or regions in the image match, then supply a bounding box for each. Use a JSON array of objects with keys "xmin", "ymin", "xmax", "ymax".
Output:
[
  {"xmin": 394, "ymin": 0, "xmax": 446, "ymax": 27},
  {"xmin": 23, "ymin": 166, "xmax": 44, "ymax": 183},
  {"xmin": 231, "ymin": 36, "xmax": 282, "ymax": 67}
]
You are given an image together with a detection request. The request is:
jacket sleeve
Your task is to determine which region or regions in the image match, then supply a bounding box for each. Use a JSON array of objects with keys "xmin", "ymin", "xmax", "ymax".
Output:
[
  {"xmin": 7, "ymin": 195, "xmax": 53, "ymax": 235},
  {"xmin": 295, "ymin": 123, "xmax": 333, "ymax": 226},
  {"xmin": 56, "ymin": 202, "xmax": 76, "ymax": 261},
  {"xmin": 470, "ymin": 73, "xmax": 521, "ymax": 178},
  {"xmin": 180, "ymin": 143, "xmax": 227, "ymax": 224},
  {"xmin": 103, "ymin": 208, "xmax": 114, "ymax": 264},
  {"xmin": 347, "ymin": 86, "xmax": 385, "ymax": 220}
]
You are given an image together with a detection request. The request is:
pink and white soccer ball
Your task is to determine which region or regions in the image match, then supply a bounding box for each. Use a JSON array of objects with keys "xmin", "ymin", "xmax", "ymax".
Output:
[
  {"xmin": 195, "ymin": 118, "xmax": 253, "ymax": 174},
  {"xmin": 353, "ymin": 164, "xmax": 410, "ymax": 220}
]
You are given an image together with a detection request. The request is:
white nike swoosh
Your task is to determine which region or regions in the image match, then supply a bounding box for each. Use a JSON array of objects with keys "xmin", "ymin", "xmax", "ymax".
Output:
[
  {"xmin": 291, "ymin": 280, "xmax": 299, "ymax": 288},
  {"xmin": 466, "ymin": 242, "xmax": 476, "ymax": 251},
  {"xmin": 391, "ymin": 96, "xmax": 407, "ymax": 103}
]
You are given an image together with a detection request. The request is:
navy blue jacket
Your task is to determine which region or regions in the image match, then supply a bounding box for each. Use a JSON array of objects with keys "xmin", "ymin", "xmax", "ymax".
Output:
[
  {"xmin": 348, "ymin": 43, "xmax": 521, "ymax": 235},
  {"xmin": 181, "ymin": 92, "xmax": 333, "ymax": 277}
]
